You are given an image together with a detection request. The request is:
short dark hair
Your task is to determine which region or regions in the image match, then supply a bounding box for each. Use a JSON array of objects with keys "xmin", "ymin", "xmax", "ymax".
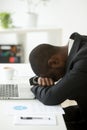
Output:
[{"xmin": 29, "ymin": 44, "xmax": 58, "ymax": 76}]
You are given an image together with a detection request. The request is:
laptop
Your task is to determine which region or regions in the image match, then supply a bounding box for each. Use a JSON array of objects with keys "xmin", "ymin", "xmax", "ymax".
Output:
[{"xmin": 0, "ymin": 83, "xmax": 35, "ymax": 100}]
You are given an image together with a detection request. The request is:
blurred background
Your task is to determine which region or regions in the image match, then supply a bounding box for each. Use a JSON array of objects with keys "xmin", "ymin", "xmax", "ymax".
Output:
[{"xmin": 0, "ymin": 0, "xmax": 87, "ymax": 63}]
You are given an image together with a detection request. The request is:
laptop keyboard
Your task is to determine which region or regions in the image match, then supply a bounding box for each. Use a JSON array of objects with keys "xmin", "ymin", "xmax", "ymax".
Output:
[{"xmin": 0, "ymin": 84, "xmax": 18, "ymax": 97}]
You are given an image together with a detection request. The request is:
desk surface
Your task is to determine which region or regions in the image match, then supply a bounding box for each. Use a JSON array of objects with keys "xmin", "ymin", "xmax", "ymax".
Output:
[{"xmin": 0, "ymin": 100, "xmax": 67, "ymax": 130}]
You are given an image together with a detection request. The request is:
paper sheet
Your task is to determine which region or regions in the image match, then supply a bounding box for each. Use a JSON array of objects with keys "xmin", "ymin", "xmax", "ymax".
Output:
[
  {"xmin": 3, "ymin": 100, "xmax": 64, "ymax": 116},
  {"xmin": 13, "ymin": 115, "xmax": 57, "ymax": 125}
]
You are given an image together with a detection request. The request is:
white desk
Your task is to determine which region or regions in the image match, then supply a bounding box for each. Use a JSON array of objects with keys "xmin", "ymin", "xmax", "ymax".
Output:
[
  {"xmin": 0, "ymin": 63, "xmax": 67, "ymax": 130},
  {"xmin": 0, "ymin": 100, "xmax": 67, "ymax": 130}
]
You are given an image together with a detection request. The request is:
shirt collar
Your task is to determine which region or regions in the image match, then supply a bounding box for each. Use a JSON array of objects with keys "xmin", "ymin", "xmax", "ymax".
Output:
[{"xmin": 68, "ymin": 39, "xmax": 74, "ymax": 55}]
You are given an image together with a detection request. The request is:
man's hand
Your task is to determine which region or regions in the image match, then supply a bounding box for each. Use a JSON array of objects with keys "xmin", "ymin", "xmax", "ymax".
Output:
[{"xmin": 38, "ymin": 77, "xmax": 54, "ymax": 86}]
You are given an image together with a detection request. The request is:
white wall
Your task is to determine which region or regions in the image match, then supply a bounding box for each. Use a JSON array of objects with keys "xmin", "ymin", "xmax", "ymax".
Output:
[{"xmin": 0, "ymin": 0, "xmax": 87, "ymax": 44}]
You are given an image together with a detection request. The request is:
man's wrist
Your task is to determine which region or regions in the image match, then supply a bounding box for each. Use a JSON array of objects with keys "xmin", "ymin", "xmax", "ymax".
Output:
[{"xmin": 29, "ymin": 76, "xmax": 38, "ymax": 85}]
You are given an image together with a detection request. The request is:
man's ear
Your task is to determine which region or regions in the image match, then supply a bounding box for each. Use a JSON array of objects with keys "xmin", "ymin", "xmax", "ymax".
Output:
[{"xmin": 48, "ymin": 55, "xmax": 60, "ymax": 68}]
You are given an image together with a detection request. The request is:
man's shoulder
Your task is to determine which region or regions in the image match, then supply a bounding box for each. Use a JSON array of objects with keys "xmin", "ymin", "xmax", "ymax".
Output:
[
  {"xmin": 70, "ymin": 32, "xmax": 80, "ymax": 40},
  {"xmin": 70, "ymin": 32, "xmax": 87, "ymax": 41}
]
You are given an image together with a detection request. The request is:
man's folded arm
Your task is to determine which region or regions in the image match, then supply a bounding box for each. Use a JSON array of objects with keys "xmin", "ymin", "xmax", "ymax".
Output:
[{"xmin": 31, "ymin": 61, "xmax": 87, "ymax": 105}]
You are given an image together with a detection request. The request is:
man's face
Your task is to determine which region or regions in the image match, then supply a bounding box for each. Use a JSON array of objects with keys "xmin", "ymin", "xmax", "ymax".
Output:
[
  {"xmin": 35, "ymin": 53, "xmax": 67, "ymax": 81},
  {"xmin": 39, "ymin": 66, "xmax": 65, "ymax": 82}
]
